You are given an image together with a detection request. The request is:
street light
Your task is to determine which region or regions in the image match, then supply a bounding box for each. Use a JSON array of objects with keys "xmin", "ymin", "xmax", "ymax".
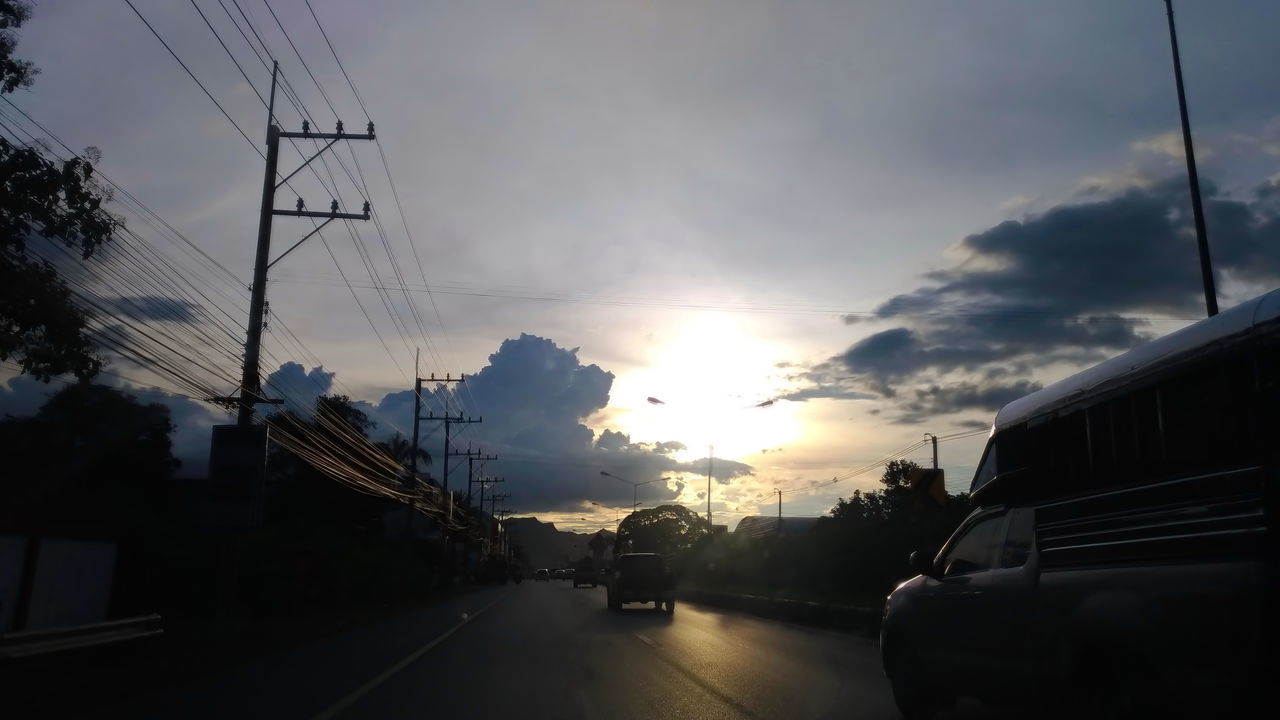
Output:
[
  {"xmin": 645, "ymin": 394, "xmax": 778, "ymax": 526},
  {"xmin": 591, "ymin": 500, "xmax": 635, "ymax": 534},
  {"xmin": 599, "ymin": 470, "xmax": 669, "ymax": 511}
]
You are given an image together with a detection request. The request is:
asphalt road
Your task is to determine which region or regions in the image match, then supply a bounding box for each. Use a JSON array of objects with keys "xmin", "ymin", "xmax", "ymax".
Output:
[
  {"xmin": 146, "ymin": 580, "xmax": 1015, "ymax": 720},
  {"xmin": 327, "ymin": 580, "xmax": 1015, "ymax": 720}
]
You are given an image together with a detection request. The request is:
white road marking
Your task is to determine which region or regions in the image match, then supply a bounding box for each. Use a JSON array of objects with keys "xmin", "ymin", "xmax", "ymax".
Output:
[
  {"xmin": 310, "ymin": 592, "xmax": 510, "ymax": 720},
  {"xmin": 634, "ymin": 632, "xmax": 657, "ymax": 648}
]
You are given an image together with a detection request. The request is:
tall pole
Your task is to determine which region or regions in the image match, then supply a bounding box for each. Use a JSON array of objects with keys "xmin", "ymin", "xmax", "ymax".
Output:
[
  {"xmin": 707, "ymin": 444, "xmax": 714, "ymax": 526},
  {"xmin": 775, "ymin": 488, "xmax": 782, "ymax": 527},
  {"xmin": 1164, "ymin": 0, "xmax": 1218, "ymax": 317},
  {"xmin": 410, "ymin": 378, "xmax": 422, "ymax": 475},
  {"xmin": 925, "ymin": 433, "xmax": 938, "ymax": 469},
  {"xmin": 238, "ymin": 61, "xmax": 280, "ymax": 426}
]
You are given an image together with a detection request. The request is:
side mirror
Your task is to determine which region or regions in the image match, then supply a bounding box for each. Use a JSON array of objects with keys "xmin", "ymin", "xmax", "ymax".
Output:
[{"xmin": 909, "ymin": 551, "xmax": 936, "ymax": 578}]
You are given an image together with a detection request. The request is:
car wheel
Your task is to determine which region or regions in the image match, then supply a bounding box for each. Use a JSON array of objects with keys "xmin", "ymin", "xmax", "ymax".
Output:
[
  {"xmin": 886, "ymin": 642, "xmax": 940, "ymax": 720},
  {"xmin": 663, "ymin": 599, "xmax": 675, "ymax": 614}
]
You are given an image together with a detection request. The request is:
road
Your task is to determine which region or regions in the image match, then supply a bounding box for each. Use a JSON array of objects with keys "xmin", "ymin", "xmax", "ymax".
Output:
[{"xmin": 147, "ymin": 580, "xmax": 1012, "ymax": 720}]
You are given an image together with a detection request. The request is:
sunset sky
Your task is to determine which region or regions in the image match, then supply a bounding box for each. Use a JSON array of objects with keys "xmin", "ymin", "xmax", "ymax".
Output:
[{"xmin": 2, "ymin": 0, "xmax": 1278, "ymax": 532}]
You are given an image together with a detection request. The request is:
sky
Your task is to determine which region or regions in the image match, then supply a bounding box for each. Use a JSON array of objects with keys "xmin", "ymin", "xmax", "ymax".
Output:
[{"xmin": 2, "ymin": 0, "xmax": 1279, "ymax": 532}]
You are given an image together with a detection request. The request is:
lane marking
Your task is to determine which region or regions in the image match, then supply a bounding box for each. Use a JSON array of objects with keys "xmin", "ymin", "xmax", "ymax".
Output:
[
  {"xmin": 631, "ymin": 627, "xmax": 763, "ymax": 720},
  {"xmin": 310, "ymin": 591, "xmax": 511, "ymax": 720}
]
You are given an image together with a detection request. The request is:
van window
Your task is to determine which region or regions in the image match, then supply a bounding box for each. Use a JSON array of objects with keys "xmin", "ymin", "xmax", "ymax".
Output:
[
  {"xmin": 939, "ymin": 512, "xmax": 1004, "ymax": 576},
  {"xmin": 1001, "ymin": 508, "xmax": 1035, "ymax": 568}
]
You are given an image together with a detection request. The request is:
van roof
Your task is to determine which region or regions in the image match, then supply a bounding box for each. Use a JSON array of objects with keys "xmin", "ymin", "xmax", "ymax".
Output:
[{"xmin": 993, "ymin": 289, "xmax": 1280, "ymax": 432}]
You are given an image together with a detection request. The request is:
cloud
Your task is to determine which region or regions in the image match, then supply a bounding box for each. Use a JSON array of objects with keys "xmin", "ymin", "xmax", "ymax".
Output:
[
  {"xmin": 101, "ymin": 296, "xmax": 201, "ymax": 323},
  {"xmin": 262, "ymin": 362, "xmax": 336, "ymax": 412},
  {"xmin": 361, "ymin": 333, "xmax": 753, "ymax": 513},
  {"xmin": 785, "ymin": 173, "xmax": 1280, "ymax": 422},
  {"xmin": 1131, "ymin": 130, "xmax": 1213, "ymax": 161}
]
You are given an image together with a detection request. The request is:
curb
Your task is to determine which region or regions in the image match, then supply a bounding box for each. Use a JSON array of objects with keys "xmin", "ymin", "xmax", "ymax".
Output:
[{"xmin": 677, "ymin": 587, "xmax": 881, "ymax": 635}]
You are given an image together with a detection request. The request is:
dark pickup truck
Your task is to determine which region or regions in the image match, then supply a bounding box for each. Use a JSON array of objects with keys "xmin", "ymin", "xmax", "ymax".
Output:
[{"xmin": 606, "ymin": 553, "xmax": 675, "ymax": 613}]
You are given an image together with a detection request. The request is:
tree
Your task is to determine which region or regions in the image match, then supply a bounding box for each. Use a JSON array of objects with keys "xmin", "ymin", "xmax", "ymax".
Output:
[
  {"xmin": 615, "ymin": 504, "xmax": 709, "ymax": 555},
  {"xmin": 265, "ymin": 394, "xmax": 391, "ymax": 530},
  {"xmin": 1, "ymin": 0, "xmax": 119, "ymax": 380},
  {"xmin": 379, "ymin": 431, "xmax": 431, "ymax": 468},
  {"xmin": 0, "ymin": 382, "xmax": 176, "ymax": 529}
]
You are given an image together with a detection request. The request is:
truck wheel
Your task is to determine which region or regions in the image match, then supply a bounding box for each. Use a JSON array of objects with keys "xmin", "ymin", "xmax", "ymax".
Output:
[
  {"xmin": 663, "ymin": 599, "xmax": 675, "ymax": 614},
  {"xmin": 607, "ymin": 590, "xmax": 620, "ymax": 610}
]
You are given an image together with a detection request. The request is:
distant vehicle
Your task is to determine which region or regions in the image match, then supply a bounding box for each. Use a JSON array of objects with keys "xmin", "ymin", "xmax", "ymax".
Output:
[
  {"xmin": 563, "ymin": 568, "xmax": 576, "ymax": 582},
  {"xmin": 534, "ymin": 569, "xmax": 549, "ymax": 582},
  {"xmin": 607, "ymin": 553, "xmax": 674, "ymax": 613},
  {"xmin": 552, "ymin": 569, "xmax": 565, "ymax": 580},
  {"xmin": 573, "ymin": 558, "xmax": 599, "ymax": 588},
  {"xmin": 880, "ymin": 290, "xmax": 1278, "ymax": 718}
]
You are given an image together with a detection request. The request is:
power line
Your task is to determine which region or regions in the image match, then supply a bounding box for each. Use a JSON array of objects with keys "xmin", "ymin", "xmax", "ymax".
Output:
[
  {"xmin": 123, "ymin": 0, "xmax": 263, "ymax": 158},
  {"xmin": 304, "ymin": 0, "xmax": 369, "ymax": 120}
]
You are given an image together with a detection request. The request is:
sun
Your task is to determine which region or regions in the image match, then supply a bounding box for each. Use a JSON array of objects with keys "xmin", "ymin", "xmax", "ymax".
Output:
[{"xmin": 610, "ymin": 314, "xmax": 801, "ymax": 463}]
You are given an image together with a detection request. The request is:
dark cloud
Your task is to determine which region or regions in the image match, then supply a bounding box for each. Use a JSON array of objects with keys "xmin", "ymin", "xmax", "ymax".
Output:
[
  {"xmin": 102, "ymin": 296, "xmax": 201, "ymax": 323},
  {"xmin": 786, "ymin": 175, "xmax": 1280, "ymax": 422},
  {"xmin": 263, "ymin": 362, "xmax": 336, "ymax": 412},
  {"xmin": 365, "ymin": 333, "xmax": 751, "ymax": 513},
  {"xmin": 895, "ymin": 380, "xmax": 1043, "ymax": 424}
]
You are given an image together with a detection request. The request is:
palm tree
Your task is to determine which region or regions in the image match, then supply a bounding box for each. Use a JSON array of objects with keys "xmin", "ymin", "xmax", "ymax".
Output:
[{"xmin": 381, "ymin": 432, "xmax": 431, "ymax": 469}]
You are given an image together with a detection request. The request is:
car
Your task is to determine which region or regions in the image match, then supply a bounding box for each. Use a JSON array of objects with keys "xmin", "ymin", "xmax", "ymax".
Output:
[
  {"xmin": 552, "ymin": 569, "xmax": 565, "ymax": 580},
  {"xmin": 879, "ymin": 292, "xmax": 1276, "ymax": 719},
  {"xmin": 534, "ymin": 569, "xmax": 550, "ymax": 582},
  {"xmin": 573, "ymin": 560, "xmax": 599, "ymax": 588},
  {"xmin": 606, "ymin": 553, "xmax": 674, "ymax": 613},
  {"xmin": 562, "ymin": 568, "xmax": 575, "ymax": 582}
]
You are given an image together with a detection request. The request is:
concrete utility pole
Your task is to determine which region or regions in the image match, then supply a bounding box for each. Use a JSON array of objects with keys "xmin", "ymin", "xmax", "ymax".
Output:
[
  {"xmin": 467, "ymin": 453, "xmax": 500, "ymax": 509},
  {"xmin": 1163, "ymin": 0, "xmax": 1218, "ymax": 317},
  {"xmin": 420, "ymin": 411, "xmax": 481, "ymax": 505},
  {"xmin": 478, "ymin": 476, "xmax": 505, "ymax": 519},
  {"xmin": 774, "ymin": 488, "xmax": 782, "ymax": 532},
  {"xmin": 707, "ymin": 444, "xmax": 714, "ymax": 526},
  {"xmin": 234, "ymin": 61, "xmax": 375, "ymax": 425},
  {"xmin": 411, "ymin": 373, "xmax": 465, "ymax": 477},
  {"xmin": 924, "ymin": 433, "xmax": 938, "ymax": 469}
]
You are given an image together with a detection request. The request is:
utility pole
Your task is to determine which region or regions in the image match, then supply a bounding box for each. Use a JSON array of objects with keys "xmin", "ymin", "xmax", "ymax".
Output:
[
  {"xmin": 411, "ymin": 373, "xmax": 465, "ymax": 477},
  {"xmin": 421, "ymin": 412, "xmax": 482, "ymax": 503},
  {"xmin": 924, "ymin": 433, "xmax": 938, "ymax": 469},
  {"xmin": 1163, "ymin": 0, "xmax": 1218, "ymax": 317},
  {"xmin": 467, "ymin": 453, "xmax": 499, "ymax": 509},
  {"xmin": 478, "ymin": 476, "xmax": 505, "ymax": 519},
  {"xmin": 774, "ymin": 488, "xmax": 782, "ymax": 532},
  {"xmin": 707, "ymin": 443, "xmax": 714, "ymax": 526},
  {"xmin": 234, "ymin": 60, "xmax": 375, "ymax": 425}
]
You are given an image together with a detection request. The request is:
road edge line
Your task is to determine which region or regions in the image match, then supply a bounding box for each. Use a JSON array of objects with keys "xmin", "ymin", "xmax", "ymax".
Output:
[{"xmin": 310, "ymin": 590, "xmax": 511, "ymax": 720}]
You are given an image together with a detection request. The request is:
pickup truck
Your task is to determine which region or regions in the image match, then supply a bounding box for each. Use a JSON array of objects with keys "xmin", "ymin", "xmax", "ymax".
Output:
[{"xmin": 606, "ymin": 553, "xmax": 675, "ymax": 613}]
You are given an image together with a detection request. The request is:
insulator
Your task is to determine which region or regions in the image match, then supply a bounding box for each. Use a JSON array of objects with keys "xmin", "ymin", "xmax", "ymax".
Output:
[
  {"xmin": 367, "ymin": 121, "xmax": 375, "ymax": 135},
  {"xmin": 296, "ymin": 197, "xmax": 304, "ymax": 211},
  {"xmin": 336, "ymin": 120, "xmax": 344, "ymax": 133},
  {"xmin": 302, "ymin": 119, "xmax": 310, "ymax": 134}
]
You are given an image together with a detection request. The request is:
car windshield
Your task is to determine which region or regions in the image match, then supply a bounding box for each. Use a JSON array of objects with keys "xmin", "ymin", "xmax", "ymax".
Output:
[{"xmin": 2, "ymin": 1, "xmax": 1272, "ymax": 718}]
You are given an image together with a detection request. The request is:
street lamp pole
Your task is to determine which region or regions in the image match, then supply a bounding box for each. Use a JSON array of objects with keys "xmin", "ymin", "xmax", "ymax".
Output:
[{"xmin": 1163, "ymin": 0, "xmax": 1217, "ymax": 317}]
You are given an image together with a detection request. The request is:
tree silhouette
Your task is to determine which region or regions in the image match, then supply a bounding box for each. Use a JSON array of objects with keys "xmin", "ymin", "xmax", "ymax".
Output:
[
  {"xmin": 380, "ymin": 431, "xmax": 431, "ymax": 468},
  {"xmin": 1, "ymin": 0, "xmax": 119, "ymax": 380},
  {"xmin": 616, "ymin": 504, "xmax": 709, "ymax": 555}
]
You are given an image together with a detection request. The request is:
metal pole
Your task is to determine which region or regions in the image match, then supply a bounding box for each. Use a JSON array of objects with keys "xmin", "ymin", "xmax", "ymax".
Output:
[
  {"xmin": 1164, "ymin": 0, "xmax": 1218, "ymax": 317},
  {"xmin": 707, "ymin": 443, "xmax": 714, "ymax": 525},
  {"xmin": 237, "ymin": 61, "xmax": 280, "ymax": 425}
]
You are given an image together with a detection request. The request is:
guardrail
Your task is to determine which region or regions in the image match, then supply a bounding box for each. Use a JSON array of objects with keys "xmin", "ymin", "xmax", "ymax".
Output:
[{"xmin": 0, "ymin": 614, "xmax": 163, "ymax": 663}]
